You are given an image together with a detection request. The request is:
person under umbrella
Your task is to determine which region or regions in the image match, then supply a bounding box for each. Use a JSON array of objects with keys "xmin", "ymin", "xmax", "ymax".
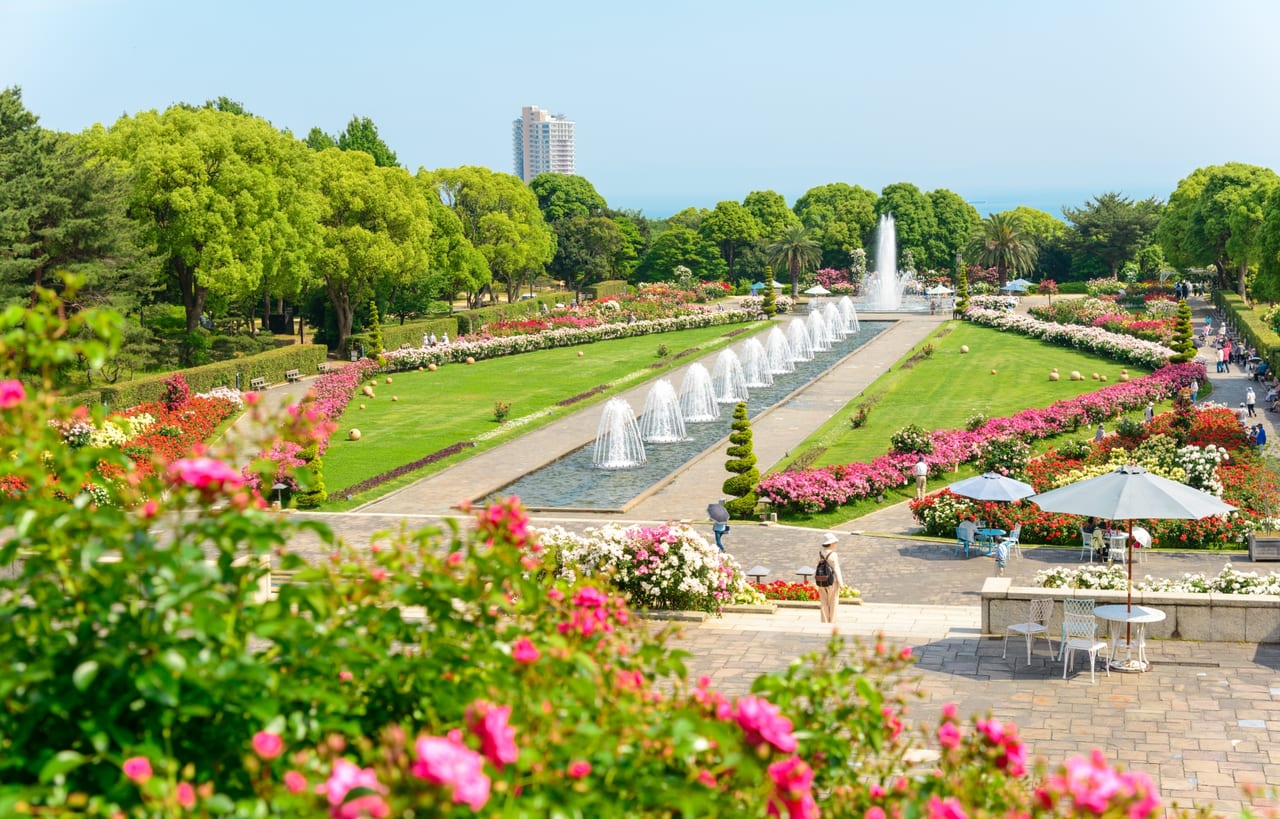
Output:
[{"xmin": 707, "ymin": 500, "xmax": 730, "ymax": 551}]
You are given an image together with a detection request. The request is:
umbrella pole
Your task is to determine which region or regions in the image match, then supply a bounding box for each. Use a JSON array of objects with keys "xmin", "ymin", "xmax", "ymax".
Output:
[{"xmin": 1126, "ymin": 520, "xmax": 1134, "ymax": 649}]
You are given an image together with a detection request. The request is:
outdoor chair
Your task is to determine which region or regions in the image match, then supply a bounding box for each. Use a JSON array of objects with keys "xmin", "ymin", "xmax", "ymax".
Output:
[
  {"xmin": 954, "ymin": 525, "xmax": 974, "ymax": 558},
  {"xmin": 999, "ymin": 524, "xmax": 1024, "ymax": 559},
  {"xmin": 1058, "ymin": 598, "xmax": 1095, "ymax": 658},
  {"xmin": 1062, "ymin": 610, "xmax": 1111, "ymax": 683},
  {"xmin": 1003, "ymin": 597, "xmax": 1054, "ymax": 667},
  {"xmin": 1107, "ymin": 534, "xmax": 1127, "ymax": 567},
  {"xmin": 1131, "ymin": 526, "xmax": 1151, "ymax": 565},
  {"xmin": 1078, "ymin": 529, "xmax": 1093, "ymax": 562}
]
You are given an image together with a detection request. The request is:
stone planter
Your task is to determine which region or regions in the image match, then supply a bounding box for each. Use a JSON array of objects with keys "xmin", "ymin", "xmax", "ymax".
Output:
[{"xmin": 1248, "ymin": 533, "xmax": 1280, "ymax": 562}]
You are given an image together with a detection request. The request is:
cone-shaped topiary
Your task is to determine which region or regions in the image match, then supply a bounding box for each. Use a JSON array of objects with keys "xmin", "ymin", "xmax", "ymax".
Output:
[
  {"xmin": 761, "ymin": 269, "xmax": 777, "ymax": 317},
  {"xmin": 368, "ymin": 299, "xmax": 384, "ymax": 356},
  {"xmin": 1169, "ymin": 299, "xmax": 1196, "ymax": 363},
  {"xmin": 722, "ymin": 402, "xmax": 759, "ymax": 518},
  {"xmin": 954, "ymin": 264, "xmax": 970, "ymax": 316}
]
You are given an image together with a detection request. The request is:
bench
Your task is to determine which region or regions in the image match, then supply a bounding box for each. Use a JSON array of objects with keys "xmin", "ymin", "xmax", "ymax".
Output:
[
  {"xmin": 249, "ymin": 376, "xmax": 269, "ymax": 391},
  {"xmin": 284, "ymin": 369, "xmax": 302, "ymax": 383},
  {"xmin": 317, "ymin": 361, "xmax": 334, "ymax": 374}
]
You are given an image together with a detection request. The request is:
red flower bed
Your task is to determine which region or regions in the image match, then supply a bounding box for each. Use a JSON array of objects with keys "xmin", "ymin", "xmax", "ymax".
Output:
[{"xmin": 751, "ymin": 580, "xmax": 819, "ymax": 601}]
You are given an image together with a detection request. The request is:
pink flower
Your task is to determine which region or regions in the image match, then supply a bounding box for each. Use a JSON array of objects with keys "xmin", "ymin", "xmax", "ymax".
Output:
[
  {"xmin": 567, "ymin": 760, "xmax": 592, "ymax": 779},
  {"xmin": 252, "ymin": 730, "xmax": 284, "ymax": 760},
  {"xmin": 466, "ymin": 701, "xmax": 518, "ymax": 769},
  {"xmin": 941, "ymin": 702, "xmax": 958, "ymax": 720},
  {"xmin": 937, "ymin": 721, "xmax": 961, "ymax": 749},
  {"xmin": 511, "ymin": 637, "xmax": 540, "ymax": 664},
  {"xmin": 926, "ymin": 795, "xmax": 968, "ymax": 819},
  {"xmin": 412, "ymin": 733, "xmax": 491, "ymax": 811},
  {"xmin": 122, "ymin": 756, "xmax": 152, "ymax": 784},
  {"xmin": 446, "ymin": 551, "xmax": 464, "ymax": 566},
  {"xmin": 766, "ymin": 756, "xmax": 817, "ymax": 819},
  {"xmin": 175, "ymin": 781, "xmax": 196, "ymax": 808},
  {"xmin": 284, "ymin": 771, "xmax": 307, "ymax": 793},
  {"xmin": 900, "ymin": 646, "xmax": 913, "ymax": 660},
  {"xmin": 732, "ymin": 695, "xmax": 797, "ymax": 753},
  {"xmin": 338, "ymin": 670, "xmax": 353, "ymax": 682},
  {"xmin": 547, "ymin": 587, "xmax": 564, "ymax": 602},
  {"xmin": 321, "ymin": 758, "xmax": 388, "ymax": 819},
  {"xmin": 370, "ymin": 567, "xmax": 387, "ymax": 582},
  {"xmin": 0, "ymin": 380, "xmax": 25, "ymax": 409},
  {"xmin": 167, "ymin": 456, "xmax": 246, "ymax": 495},
  {"xmin": 866, "ymin": 809, "xmax": 886, "ymax": 819}
]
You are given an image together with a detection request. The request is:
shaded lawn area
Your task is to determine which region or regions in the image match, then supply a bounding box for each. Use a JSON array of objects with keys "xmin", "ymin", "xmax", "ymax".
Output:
[
  {"xmin": 771, "ymin": 321, "xmax": 1170, "ymax": 530},
  {"xmin": 319, "ymin": 322, "xmax": 767, "ymax": 510}
]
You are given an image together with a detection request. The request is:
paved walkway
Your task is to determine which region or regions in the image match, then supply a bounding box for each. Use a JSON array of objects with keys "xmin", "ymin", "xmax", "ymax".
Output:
[{"xmin": 240, "ymin": 297, "xmax": 1280, "ymax": 814}]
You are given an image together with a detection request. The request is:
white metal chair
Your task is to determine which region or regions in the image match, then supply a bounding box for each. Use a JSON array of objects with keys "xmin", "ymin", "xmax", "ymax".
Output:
[
  {"xmin": 1107, "ymin": 532, "xmax": 1127, "ymax": 567},
  {"xmin": 1003, "ymin": 597, "xmax": 1054, "ymax": 667},
  {"xmin": 999, "ymin": 524, "xmax": 1023, "ymax": 559},
  {"xmin": 1062, "ymin": 610, "xmax": 1111, "ymax": 683},
  {"xmin": 1078, "ymin": 528, "xmax": 1093, "ymax": 562},
  {"xmin": 1058, "ymin": 598, "xmax": 1095, "ymax": 658}
]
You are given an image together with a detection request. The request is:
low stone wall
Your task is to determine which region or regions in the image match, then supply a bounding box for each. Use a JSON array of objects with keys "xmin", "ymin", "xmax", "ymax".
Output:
[{"xmin": 981, "ymin": 577, "xmax": 1280, "ymax": 643}]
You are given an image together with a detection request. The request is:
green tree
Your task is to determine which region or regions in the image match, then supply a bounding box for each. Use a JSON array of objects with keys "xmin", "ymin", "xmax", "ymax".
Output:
[
  {"xmin": 310, "ymin": 149, "xmax": 432, "ymax": 350},
  {"xmin": 549, "ymin": 215, "xmax": 624, "ymax": 301},
  {"xmin": 793, "ymin": 182, "xmax": 878, "ymax": 269},
  {"xmin": 1159, "ymin": 163, "xmax": 1280, "ymax": 298},
  {"xmin": 876, "ymin": 183, "xmax": 936, "ymax": 274},
  {"xmin": 367, "ymin": 298, "xmax": 384, "ymax": 355},
  {"xmin": 92, "ymin": 106, "xmax": 321, "ymax": 346},
  {"xmin": 433, "ymin": 166, "xmax": 554, "ymax": 304},
  {"xmin": 954, "ymin": 256, "xmax": 970, "ymax": 314},
  {"xmin": 1169, "ymin": 299, "xmax": 1195, "ymax": 363},
  {"xmin": 1256, "ymin": 186, "xmax": 1280, "ymax": 302},
  {"xmin": 1063, "ymin": 192, "xmax": 1162, "ymax": 278},
  {"xmin": 722, "ymin": 402, "xmax": 760, "ymax": 518},
  {"xmin": 965, "ymin": 213, "xmax": 1036, "ymax": 285},
  {"xmin": 337, "ymin": 115, "xmax": 399, "ymax": 168},
  {"xmin": 766, "ymin": 224, "xmax": 822, "ymax": 297},
  {"xmin": 305, "ymin": 126, "xmax": 336, "ymax": 151},
  {"xmin": 529, "ymin": 173, "xmax": 606, "ymax": 222},
  {"xmin": 634, "ymin": 226, "xmax": 725, "ymax": 282},
  {"xmin": 0, "ymin": 87, "xmax": 152, "ymax": 311},
  {"xmin": 700, "ymin": 201, "xmax": 760, "ymax": 281},
  {"xmin": 1007, "ymin": 206, "xmax": 1071, "ymax": 281},
  {"xmin": 742, "ymin": 189, "xmax": 801, "ymax": 243},
  {"xmin": 416, "ymin": 179, "xmax": 489, "ymax": 306},
  {"xmin": 926, "ymin": 189, "xmax": 980, "ymax": 271}
]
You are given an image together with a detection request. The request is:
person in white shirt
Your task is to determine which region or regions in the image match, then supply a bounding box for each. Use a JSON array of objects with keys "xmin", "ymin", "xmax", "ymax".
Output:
[
  {"xmin": 816, "ymin": 532, "xmax": 845, "ymax": 624},
  {"xmin": 1246, "ymin": 387, "xmax": 1257, "ymax": 417},
  {"xmin": 912, "ymin": 455, "xmax": 928, "ymax": 500}
]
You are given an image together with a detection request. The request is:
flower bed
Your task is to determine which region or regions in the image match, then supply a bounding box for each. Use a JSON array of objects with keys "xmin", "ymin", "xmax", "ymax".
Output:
[
  {"xmin": 758, "ymin": 363, "xmax": 1203, "ymax": 515},
  {"xmin": 750, "ymin": 580, "xmax": 861, "ymax": 601},
  {"xmin": 1029, "ymin": 296, "xmax": 1179, "ymax": 346},
  {"xmin": 1037, "ymin": 564, "xmax": 1280, "ymax": 594},
  {"xmin": 963, "ymin": 305, "xmax": 1175, "ymax": 367}
]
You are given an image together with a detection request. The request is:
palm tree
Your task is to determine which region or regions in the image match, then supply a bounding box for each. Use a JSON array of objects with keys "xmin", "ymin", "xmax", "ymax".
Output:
[
  {"xmin": 766, "ymin": 225, "xmax": 822, "ymax": 298},
  {"xmin": 965, "ymin": 213, "xmax": 1037, "ymax": 285}
]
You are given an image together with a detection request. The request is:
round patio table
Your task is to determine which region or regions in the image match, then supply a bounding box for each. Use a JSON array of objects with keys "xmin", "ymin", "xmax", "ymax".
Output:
[{"xmin": 1093, "ymin": 604, "xmax": 1165, "ymax": 673}]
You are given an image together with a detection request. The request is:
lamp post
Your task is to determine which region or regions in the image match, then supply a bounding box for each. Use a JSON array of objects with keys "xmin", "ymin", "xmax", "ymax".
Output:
[{"xmin": 271, "ymin": 482, "xmax": 287, "ymax": 509}]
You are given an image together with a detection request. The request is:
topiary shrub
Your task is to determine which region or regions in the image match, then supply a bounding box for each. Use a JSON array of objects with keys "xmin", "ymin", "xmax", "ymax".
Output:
[
  {"xmin": 761, "ymin": 271, "xmax": 778, "ymax": 318},
  {"xmin": 368, "ymin": 299, "xmax": 385, "ymax": 356},
  {"xmin": 890, "ymin": 424, "xmax": 934, "ymax": 455},
  {"xmin": 722, "ymin": 402, "xmax": 759, "ymax": 518},
  {"xmin": 1168, "ymin": 300, "xmax": 1196, "ymax": 363}
]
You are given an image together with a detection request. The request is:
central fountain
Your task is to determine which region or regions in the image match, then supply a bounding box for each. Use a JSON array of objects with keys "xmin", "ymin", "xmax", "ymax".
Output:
[
  {"xmin": 861, "ymin": 213, "xmax": 919, "ymax": 311},
  {"xmin": 592, "ymin": 398, "xmax": 647, "ymax": 469}
]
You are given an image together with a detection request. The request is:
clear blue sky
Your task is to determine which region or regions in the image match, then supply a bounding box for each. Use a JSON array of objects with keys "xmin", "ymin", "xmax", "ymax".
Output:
[{"xmin": 5, "ymin": 0, "xmax": 1279, "ymax": 217}]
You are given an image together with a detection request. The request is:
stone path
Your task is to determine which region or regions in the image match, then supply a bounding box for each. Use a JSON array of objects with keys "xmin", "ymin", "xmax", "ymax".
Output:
[{"xmin": 238, "ymin": 297, "xmax": 1280, "ymax": 814}]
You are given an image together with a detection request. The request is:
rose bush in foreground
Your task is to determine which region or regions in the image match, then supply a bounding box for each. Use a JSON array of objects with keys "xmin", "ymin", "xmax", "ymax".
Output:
[{"xmin": 4, "ymin": 289, "xmax": 1269, "ymax": 817}]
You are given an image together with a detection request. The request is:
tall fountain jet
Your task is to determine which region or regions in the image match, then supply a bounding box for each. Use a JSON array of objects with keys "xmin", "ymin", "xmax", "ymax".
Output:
[
  {"xmin": 639, "ymin": 379, "xmax": 687, "ymax": 443},
  {"xmin": 786, "ymin": 318, "xmax": 814, "ymax": 362},
  {"xmin": 739, "ymin": 338, "xmax": 774, "ymax": 388},
  {"xmin": 823, "ymin": 303, "xmax": 847, "ymax": 342},
  {"xmin": 837, "ymin": 295, "xmax": 860, "ymax": 333},
  {"xmin": 711, "ymin": 348, "xmax": 749, "ymax": 404},
  {"xmin": 679, "ymin": 363, "xmax": 720, "ymax": 422},
  {"xmin": 764, "ymin": 326, "xmax": 794, "ymax": 374},
  {"xmin": 862, "ymin": 213, "xmax": 916, "ymax": 311},
  {"xmin": 592, "ymin": 398, "xmax": 647, "ymax": 469},
  {"xmin": 806, "ymin": 310, "xmax": 831, "ymax": 353}
]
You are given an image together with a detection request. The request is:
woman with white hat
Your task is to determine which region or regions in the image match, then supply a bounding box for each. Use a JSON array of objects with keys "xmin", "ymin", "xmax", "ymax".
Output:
[{"xmin": 815, "ymin": 532, "xmax": 845, "ymax": 624}]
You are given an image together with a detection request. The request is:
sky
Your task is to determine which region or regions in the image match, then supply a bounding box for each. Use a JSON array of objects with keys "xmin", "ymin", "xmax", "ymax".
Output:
[{"xmin": 5, "ymin": 0, "xmax": 1280, "ymax": 218}]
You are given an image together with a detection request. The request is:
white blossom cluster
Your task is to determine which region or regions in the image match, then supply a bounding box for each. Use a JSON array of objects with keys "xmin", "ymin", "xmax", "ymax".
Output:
[
  {"xmin": 1040, "ymin": 563, "xmax": 1280, "ymax": 595},
  {"xmin": 1176, "ymin": 443, "xmax": 1229, "ymax": 496}
]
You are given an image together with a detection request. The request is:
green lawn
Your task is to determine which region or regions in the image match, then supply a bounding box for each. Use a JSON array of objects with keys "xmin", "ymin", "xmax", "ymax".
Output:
[
  {"xmin": 787, "ymin": 321, "xmax": 1155, "ymax": 469},
  {"xmin": 318, "ymin": 322, "xmax": 767, "ymax": 509}
]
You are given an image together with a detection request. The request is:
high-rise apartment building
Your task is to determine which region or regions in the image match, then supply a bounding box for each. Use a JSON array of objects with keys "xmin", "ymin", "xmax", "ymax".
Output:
[{"xmin": 512, "ymin": 105, "xmax": 575, "ymax": 183}]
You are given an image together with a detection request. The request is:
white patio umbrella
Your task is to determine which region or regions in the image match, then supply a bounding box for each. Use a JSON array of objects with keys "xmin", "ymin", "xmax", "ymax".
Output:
[
  {"xmin": 1029, "ymin": 465, "xmax": 1235, "ymax": 611},
  {"xmin": 947, "ymin": 472, "xmax": 1036, "ymax": 502},
  {"xmin": 1007, "ymin": 277, "xmax": 1034, "ymax": 289},
  {"xmin": 925, "ymin": 284, "xmax": 954, "ymax": 296},
  {"xmin": 803, "ymin": 285, "xmax": 831, "ymax": 296}
]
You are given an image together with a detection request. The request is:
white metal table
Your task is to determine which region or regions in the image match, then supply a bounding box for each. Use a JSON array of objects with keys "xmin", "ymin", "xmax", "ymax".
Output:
[{"xmin": 1093, "ymin": 604, "xmax": 1166, "ymax": 672}]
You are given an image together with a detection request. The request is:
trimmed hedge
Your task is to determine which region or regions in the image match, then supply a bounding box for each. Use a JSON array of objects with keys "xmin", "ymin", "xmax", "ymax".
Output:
[
  {"xmin": 591, "ymin": 280, "xmax": 630, "ymax": 299},
  {"xmin": 1213, "ymin": 290, "xmax": 1280, "ymax": 373},
  {"xmin": 66, "ymin": 344, "xmax": 329, "ymax": 410},
  {"xmin": 372, "ymin": 296, "xmax": 568, "ymax": 351}
]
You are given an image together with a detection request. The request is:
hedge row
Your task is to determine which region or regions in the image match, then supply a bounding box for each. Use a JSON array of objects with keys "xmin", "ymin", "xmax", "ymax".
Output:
[
  {"xmin": 591, "ymin": 280, "xmax": 630, "ymax": 299},
  {"xmin": 1212, "ymin": 290, "xmax": 1280, "ymax": 373},
  {"xmin": 67, "ymin": 344, "xmax": 329, "ymax": 410},
  {"xmin": 366, "ymin": 295, "xmax": 569, "ymax": 352}
]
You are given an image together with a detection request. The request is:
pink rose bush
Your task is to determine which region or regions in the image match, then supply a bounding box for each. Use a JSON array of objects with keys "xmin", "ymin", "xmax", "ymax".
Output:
[{"xmin": 760, "ymin": 363, "xmax": 1204, "ymax": 514}]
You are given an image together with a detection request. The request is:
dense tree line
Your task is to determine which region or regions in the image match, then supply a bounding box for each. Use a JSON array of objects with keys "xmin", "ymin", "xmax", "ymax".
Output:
[{"xmin": 6, "ymin": 85, "xmax": 1280, "ymax": 381}]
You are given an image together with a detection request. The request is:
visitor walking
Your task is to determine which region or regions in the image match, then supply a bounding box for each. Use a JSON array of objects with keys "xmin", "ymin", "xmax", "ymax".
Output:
[
  {"xmin": 815, "ymin": 533, "xmax": 844, "ymax": 624},
  {"xmin": 1144, "ymin": 403, "xmax": 1154, "ymax": 424},
  {"xmin": 912, "ymin": 455, "xmax": 928, "ymax": 500},
  {"xmin": 707, "ymin": 500, "xmax": 729, "ymax": 552},
  {"xmin": 1095, "ymin": 424, "xmax": 1105, "ymax": 443},
  {"xmin": 1247, "ymin": 386, "xmax": 1257, "ymax": 417},
  {"xmin": 1190, "ymin": 380, "xmax": 1199, "ymax": 404}
]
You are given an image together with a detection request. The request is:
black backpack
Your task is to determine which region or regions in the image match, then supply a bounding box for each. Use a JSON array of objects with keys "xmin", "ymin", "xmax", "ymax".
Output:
[{"xmin": 814, "ymin": 552, "xmax": 834, "ymax": 587}]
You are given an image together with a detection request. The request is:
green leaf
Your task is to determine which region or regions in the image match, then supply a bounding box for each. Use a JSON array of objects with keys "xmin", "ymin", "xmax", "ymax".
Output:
[
  {"xmin": 72, "ymin": 661, "xmax": 99, "ymax": 691},
  {"xmin": 38, "ymin": 750, "xmax": 86, "ymax": 783}
]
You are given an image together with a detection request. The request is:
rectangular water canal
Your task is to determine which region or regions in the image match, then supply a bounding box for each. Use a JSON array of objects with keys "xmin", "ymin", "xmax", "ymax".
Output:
[{"xmin": 492, "ymin": 319, "xmax": 891, "ymax": 510}]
